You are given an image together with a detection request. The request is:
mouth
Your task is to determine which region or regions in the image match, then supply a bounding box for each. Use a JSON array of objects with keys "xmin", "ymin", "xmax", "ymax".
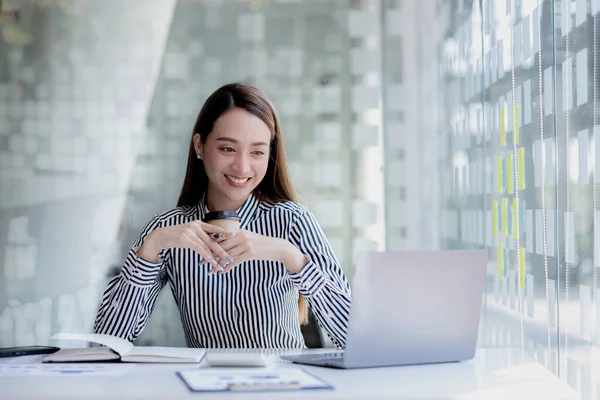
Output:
[{"xmin": 225, "ymin": 174, "xmax": 251, "ymax": 186}]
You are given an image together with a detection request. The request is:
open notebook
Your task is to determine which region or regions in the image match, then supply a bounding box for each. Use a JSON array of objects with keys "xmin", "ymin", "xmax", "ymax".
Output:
[{"xmin": 45, "ymin": 333, "xmax": 206, "ymax": 363}]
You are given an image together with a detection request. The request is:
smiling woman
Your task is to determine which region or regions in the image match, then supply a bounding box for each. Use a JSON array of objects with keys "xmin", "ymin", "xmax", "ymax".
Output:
[{"xmin": 93, "ymin": 83, "xmax": 352, "ymax": 349}]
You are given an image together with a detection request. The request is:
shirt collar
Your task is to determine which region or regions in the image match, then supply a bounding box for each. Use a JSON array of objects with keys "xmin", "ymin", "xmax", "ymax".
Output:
[{"xmin": 197, "ymin": 192, "xmax": 261, "ymax": 230}]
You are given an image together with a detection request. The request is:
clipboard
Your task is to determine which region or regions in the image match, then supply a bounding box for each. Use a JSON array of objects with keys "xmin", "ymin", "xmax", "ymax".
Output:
[{"xmin": 176, "ymin": 367, "xmax": 333, "ymax": 392}]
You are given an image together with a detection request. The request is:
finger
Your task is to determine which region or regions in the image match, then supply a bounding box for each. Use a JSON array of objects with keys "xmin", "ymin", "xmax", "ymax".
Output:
[
  {"xmin": 205, "ymin": 239, "xmax": 233, "ymax": 268},
  {"xmin": 191, "ymin": 226, "xmax": 231, "ymax": 268},
  {"xmin": 218, "ymin": 235, "xmax": 243, "ymax": 251},
  {"xmin": 198, "ymin": 221, "xmax": 236, "ymax": 236},
  {"xmin": 223, "ymin": 246, "xmax": 251, "ymax": 273},
  {"xmin": 184, "ymin": 236, "xmax": 218, "ymax": 270},
  {"xmin": 222, "ymin": 243, "xmax": 248, "ymax": 260}
]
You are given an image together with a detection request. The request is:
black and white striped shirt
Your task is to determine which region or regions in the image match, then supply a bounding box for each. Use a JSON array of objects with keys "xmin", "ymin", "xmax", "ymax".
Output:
[{"xmin": 93, "ymin": 194, "xmax": 351, "ymax": 349}]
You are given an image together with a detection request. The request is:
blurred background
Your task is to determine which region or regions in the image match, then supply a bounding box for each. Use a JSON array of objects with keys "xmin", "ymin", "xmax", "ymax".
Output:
[{"xmin": 0, "ymin": 0, "xmax": 599, "ymax": 397}]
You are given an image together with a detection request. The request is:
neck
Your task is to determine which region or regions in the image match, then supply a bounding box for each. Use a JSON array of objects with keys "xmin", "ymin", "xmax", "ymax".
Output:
[{"xmin": 205, "ymin": 187, "xmax": 249, "ymax": 212}]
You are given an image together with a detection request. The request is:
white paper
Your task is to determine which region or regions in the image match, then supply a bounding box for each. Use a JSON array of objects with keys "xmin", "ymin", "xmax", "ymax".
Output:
[
  {"xmin": 508, "ymin": 271, "xmax": 516, "ymax": 310},
  {"xmin": 563, "ymin": 57, "xmax": 573, "ymax": 111},
  {"xmin": 51, "ymin": 333, "xmax": 205, "ymax": 363},
  {"xmin": 565, "ymin": 212, "xmax": 575, "ymax": 263},
  {"xmin": 577, "ymin": 48, "xmax": 588, "ymax": 106},
  {"xmin": 533, "ymin": 8, "xmax": 539, "ymax": 54},
  {"xmin": 533, "ymin": 140, "xmax": 542, "ymax": 187},
  {"xmin": 580, "ymin": 285, "xmax": 592, "ymax": 341},
  {"xmin": 526, "ymin": 210, "xmax": 534, "ymax": 253},
  {"xmin": 506, "ymin": 90, "xmax": 513, "ymax": 132},
  {"xmin": 498, "ymin": 40, "xmax": 504, "ymax": 79},
  {"xmin": 491, "ymin": 45, "xmax": 498, "ymax": 83},
  {"xmin": 494, "ymin": 273, "xmax": 500, "ymax": 302},
  {"xmin": 536, "ymin": 209, "xmax": 544, "ymax": 255},
  {"xmin": 544, "ymin": 67, "xmax": 553, "ymax": 116},
  {"xmin": 486, "ymin": 210, "xmax": 493, "ymax": 247},
  {"xmin": 523, "ymin": 15, "xmax": 531, "ymax": 61},
  {"xmin": 178, "ymin": 368, "xmax": 329, "ymax": 391},
  {"xmin": 547, "ymin": 209, "xmax": 556, "ymax": 256},
  {"xmin": 515, "ymin": 22, "xmax": 523, "ymax": 66},
  {"xmin": 549, "ymin": 279, "xmax": 557, "ymax": 326},
  {"xmin": 0, "ymin": 355, "xmax": 46, "ymax": 364},
  {"xmin": 578, "ymin": 129, "xmax": 589, "ymax": 184},
  {"xmin": 0, "ymin": 364, "xmax": 133, "ymax": 377},
  {"xmin": 52, "ymin": 333, "xmax": 132, "ymax": 356},
  {"xmin": 561, "ymin": 0, "xmax": 571, "ymax": 36},
  {"xmin": 516, "ymin": 85, "xmax": 522, "ymax": 128},
  {"xmin": 545, "ymin": 138, "xmax": 555, "ymax": 185},
  {"xmin": 524, "ymin": 79, "xmax": 531, "ymax": 125},
  {"xmin": 484, "ymin": 53, "xmax": 491, "ymax": 88},
  {"xmin": 526, "ymin": 274, "xmax": 534, "ymax": 318},
  {"xmin": 576, "ymin": 0, "xmax": 587, "ymax": 26}
]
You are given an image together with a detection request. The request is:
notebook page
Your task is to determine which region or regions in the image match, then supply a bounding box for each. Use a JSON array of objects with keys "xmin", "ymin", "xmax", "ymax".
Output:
[{"xmin": 51, "ymin": 333, "xmax": 133, "ymax": 356}]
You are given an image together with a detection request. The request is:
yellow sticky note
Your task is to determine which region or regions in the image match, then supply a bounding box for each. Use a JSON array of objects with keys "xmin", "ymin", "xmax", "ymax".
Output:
[
  {"xmin": 519, "ymin": 247, "xmax": 525, "ymax": 289},
  {"xmin": 513, "ymin": 104, "xmax": 519, "ymax": 144},
  {"xmin": 500, "ymin": 107, "xmax": 506, "ymax": 147},
  {"xmin": 518, "ymin": 147, "xmax": 525, "ymax": 190},
  {"xmin": 497, "ymin": 157, "xmax": 503, "ymax": 193},
  {"xmin": 502, "ymin": 198, "xmax": 508, "ymax": 236},
  {"xmin": 513, "ymin": 197, "xmax": 518, "ymax": 239},
  {"xmin": 507, "ymin": 154, "xmax": 513, "ymax": 194},
  {"xmin": 498, "ymin": 243, "xmax": 504, "ymax": 279},
  {"xmin": 492, "ymin": 201, "xmax": 498, "ymax": 237}
]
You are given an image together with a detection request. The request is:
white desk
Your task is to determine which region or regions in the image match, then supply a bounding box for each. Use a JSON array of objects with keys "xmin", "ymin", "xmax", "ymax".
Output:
[{"xmin": 0, "ymin": 349, "xmax": 578, "ymax": 399}]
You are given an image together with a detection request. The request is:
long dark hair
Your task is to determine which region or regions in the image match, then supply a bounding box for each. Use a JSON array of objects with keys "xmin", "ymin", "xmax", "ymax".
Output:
[{"xmin": 177, "ymin": 83, "xmax": 309, "ymax": 324}]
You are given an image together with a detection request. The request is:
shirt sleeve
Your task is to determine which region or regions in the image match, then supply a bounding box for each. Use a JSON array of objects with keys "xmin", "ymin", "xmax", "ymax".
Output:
[
  {"xmin": 93, "ymin": 214, "xmax": 169, "ymax": 343},
  {"xmin": 286, "ymin": 210, "xmax": 352, "ymax": 349}
]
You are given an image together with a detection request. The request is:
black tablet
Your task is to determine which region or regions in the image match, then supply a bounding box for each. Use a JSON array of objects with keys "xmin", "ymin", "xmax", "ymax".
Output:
[{"xmin": 0, "ymin": 345, "xmax": 60, "ymax": 358}]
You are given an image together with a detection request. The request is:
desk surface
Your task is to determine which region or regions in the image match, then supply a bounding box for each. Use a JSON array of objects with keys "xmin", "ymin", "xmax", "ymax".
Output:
[{"xmin": 0, "ymin": 348, "xmax": 577, "ymax": 400}]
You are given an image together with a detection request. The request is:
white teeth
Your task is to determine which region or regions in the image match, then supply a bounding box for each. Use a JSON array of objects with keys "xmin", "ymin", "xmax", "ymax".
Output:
[{"xmin": 226, "ymin": 175, "xmax": 249, "ymax": 184}]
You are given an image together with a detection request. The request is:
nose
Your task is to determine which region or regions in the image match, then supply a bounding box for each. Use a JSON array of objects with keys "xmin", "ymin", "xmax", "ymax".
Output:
[{"xmin": 231, "ymin": 153, "xmax": 251, "ymax": 175}]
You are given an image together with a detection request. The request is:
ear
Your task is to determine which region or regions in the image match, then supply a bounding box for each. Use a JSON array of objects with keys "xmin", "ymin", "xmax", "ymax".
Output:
[{"xmin": 193, "ymin": 133, "xmax": 203, "ymax": 158}]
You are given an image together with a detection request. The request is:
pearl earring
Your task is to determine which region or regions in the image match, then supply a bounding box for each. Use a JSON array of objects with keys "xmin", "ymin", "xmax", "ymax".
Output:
[{"xmin": 197, "ymin": 154, "xmax": 202, "ymax": 160}]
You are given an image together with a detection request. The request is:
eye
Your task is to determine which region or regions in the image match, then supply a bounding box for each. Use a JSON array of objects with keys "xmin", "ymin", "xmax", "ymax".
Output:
[
  {"xmin": 220, "ymin": 147, "xmax": 235, "ymax": 153},
  {"xmin": 251, "ymin": 151, "xmax": 265, "ymax": 156}
]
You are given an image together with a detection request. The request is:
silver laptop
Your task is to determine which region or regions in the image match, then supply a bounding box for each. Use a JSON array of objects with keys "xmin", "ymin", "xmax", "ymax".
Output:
[{"xmin": 282, "ymin": 250, "xmax": 488, "ymax": 369}]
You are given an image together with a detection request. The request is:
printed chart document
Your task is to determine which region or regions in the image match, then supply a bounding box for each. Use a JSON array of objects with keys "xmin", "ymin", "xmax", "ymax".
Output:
[
  {"xmin": 177, "ymin": 367, "xmax": 333, "ymax": 392},
  {"xmin": 46, "ymin": 333, "xmax": 205, "ymax": 363},
  {"xmin": 0, "ymin": 363, "xmax": 134, "ymax": 377}
]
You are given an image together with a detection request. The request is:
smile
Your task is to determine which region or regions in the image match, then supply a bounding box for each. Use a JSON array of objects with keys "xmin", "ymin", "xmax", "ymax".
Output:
[{"xmin": 225, "ymin": 175, "xmax": 251, "ymax": 184}]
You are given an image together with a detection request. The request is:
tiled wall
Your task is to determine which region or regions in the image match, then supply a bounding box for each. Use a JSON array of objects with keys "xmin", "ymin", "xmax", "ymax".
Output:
[{"xmin": 0, "ymin": 0, "xmax": 175, "ymax": 346}]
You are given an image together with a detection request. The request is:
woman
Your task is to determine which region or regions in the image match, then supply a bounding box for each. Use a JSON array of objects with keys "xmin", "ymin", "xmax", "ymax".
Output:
[{"xmin": 94, "ymin": 83, "xmax": 351, "ymax": 349}]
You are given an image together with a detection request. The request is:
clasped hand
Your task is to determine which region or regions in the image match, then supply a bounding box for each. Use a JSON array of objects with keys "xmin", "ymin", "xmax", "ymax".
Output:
[{"xmin": 213, "ymin": 230, "xmax": 288, "ymax": 274}]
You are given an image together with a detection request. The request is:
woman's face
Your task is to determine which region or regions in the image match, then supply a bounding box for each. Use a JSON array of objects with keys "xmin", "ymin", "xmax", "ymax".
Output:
[{"xmin": 195, "ymin": 108, "xmax": 272, "ymax": 209}]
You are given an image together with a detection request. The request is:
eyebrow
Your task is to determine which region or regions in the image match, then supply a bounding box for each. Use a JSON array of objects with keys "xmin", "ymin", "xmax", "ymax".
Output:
[{"xmin": 216, "ymin": 137, "xmax": 269, "ymax": 147}]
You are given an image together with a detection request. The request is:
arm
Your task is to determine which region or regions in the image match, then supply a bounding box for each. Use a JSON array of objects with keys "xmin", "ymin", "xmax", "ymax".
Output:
[
  {"xmin": 93, "ymin": 215, "xmax": 168, "ymax": 343},
  {"xmin": 283, "ymin": 211, "xmax": 352, "ymax": 349}
]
